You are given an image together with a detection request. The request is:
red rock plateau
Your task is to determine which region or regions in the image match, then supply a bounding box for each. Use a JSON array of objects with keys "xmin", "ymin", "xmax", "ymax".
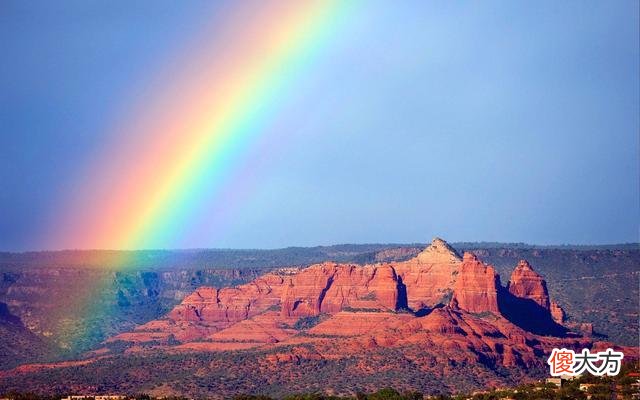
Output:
[{"xmin": 3, "ymin": 238, "xmax": 636, "ymax": 395}]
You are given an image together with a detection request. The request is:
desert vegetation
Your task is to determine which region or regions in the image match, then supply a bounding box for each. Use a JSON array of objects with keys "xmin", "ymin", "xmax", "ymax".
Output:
[{"xmin": 2, "ymin": 365, "xmax": 639, "ymax": 400}]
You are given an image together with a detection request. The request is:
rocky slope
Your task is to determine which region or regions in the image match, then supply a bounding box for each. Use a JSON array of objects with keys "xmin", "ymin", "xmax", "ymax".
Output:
[
  {"xmin": 0, "ymin": 266, "xmax": 268, "ymax": 357},
  {"xmin": 0, "ymin": 302, "xmax": 51, "ymax": 370},
  {"xmin": 1, "ymin": 238, "xmax": 635, "ymax": 397}
]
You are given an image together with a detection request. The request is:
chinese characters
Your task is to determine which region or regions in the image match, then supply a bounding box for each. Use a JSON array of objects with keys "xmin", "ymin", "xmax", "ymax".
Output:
[{"xmin": 548, "ymin": 348, "xmax": 624, "ymax": 377}]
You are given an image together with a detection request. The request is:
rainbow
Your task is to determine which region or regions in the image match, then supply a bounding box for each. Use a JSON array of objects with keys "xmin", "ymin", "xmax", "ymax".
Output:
[
  {"xmin": 44, "ymin": 1, "xmax": 358, "ymax": 350},
  {"xmin": 50, "ymin": 1, "xmax": 357, "ymax": 251}
]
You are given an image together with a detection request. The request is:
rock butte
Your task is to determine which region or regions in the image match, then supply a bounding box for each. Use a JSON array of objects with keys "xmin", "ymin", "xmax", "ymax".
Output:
[
  {"xmin": 449, "ymin": 252, "xmax": 500, "ymax": 314},
  {"xmin": 507, "ymin": 259, "xmax": 550, "ymax": 309}
]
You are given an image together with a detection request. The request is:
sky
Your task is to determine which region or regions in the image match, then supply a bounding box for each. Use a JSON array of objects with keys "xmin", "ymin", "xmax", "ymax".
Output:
[{"xmin": 1, "ymin": 1, "xmax": 638, "ymax": 251}]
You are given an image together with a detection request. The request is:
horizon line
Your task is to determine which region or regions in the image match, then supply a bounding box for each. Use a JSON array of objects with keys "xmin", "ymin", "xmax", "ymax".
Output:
[{"xmin": 1, "ymin": 240, "xmax": 638, "ymax": 254}]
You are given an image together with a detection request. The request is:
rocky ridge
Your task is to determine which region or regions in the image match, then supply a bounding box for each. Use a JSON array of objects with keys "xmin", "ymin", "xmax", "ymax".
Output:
[{"xmin": 101, "ymin": 238, "xmax": 613, "ymax": 361}]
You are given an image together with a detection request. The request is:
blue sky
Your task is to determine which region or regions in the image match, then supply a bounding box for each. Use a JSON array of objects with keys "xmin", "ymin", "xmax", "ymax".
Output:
[{"xmin": 1, "ymin": 1, "xmax": 638, "ymax": 250}]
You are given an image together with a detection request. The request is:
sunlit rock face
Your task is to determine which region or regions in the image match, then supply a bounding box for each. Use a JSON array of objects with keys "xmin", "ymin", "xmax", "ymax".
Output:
[
  {"xmin": 449, "ymin": 252, "xmax": 501, "ymax": 314},
  {"xmin": 507, "ymin": 260, "xmax": 550, "ymax": 309}
]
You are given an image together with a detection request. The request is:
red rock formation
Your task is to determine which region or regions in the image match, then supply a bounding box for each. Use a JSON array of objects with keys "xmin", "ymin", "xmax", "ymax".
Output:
[
  {"xmin": 168, "ymin": 274, "xmax": 284, "ymax": 326},
  {"xmin": 308, "ymin": 311, "xmax": 408, "ymax": 337},
  {"xmin": 550, "ymin": 301, "xmax": 565, "ymax": 324},
  {"xmin": 392, "ymin": 237, "xmax": 462, "ymax": 310},
  {"xmin": 208, "ymin": 312, "xmax": 296, "ymax": 344},
  {"xmin": 280, "ymin": 263, "xmax": 398, "ymax": 317},
  {"xmin": 415, "ymin": 237, "xmax": 461, "ymax": 264},
  {"xmin": 113, "ymin": 273, "xmax": 288, "ymax": 342},
  {"xmin": 110, "ymin": 238, "xmax": 570, "ymax": 355},
  {"xmin": 319, "ymin": 265, "xmax": 399, "ymax": 313},
  {"xmin": 507, "ymin": 260, "xmax": 550, "ymax": 309},
  {"xmin": 449, "ymin": 252, "xmax": 500, "ymax": 314},
  {"xmin": 117, "ymin": 260, "xmax": 403, "ymax": 343}
]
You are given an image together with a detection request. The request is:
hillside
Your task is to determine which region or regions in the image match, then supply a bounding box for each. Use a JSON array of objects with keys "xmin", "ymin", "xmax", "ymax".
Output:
[
  {"xmin": 0, "ymin": 241, "xmax": 637, "ymax": 370},
  {"xmin": 0, "ymin": 239, "xmax": 636, "ymax": 397},
  {"xmin": 0, "ymin": 302, "xmax": 52, "ymax": 370}
]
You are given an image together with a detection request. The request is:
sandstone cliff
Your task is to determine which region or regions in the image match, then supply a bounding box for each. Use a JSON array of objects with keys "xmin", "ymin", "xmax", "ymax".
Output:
[
  {"xmin": 507, "ymin": 260, "xmax": 550, "ymax": 309},
  {"xmin": 449, "ymin": 252, "xmax": 500, "ymax": 314}
]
